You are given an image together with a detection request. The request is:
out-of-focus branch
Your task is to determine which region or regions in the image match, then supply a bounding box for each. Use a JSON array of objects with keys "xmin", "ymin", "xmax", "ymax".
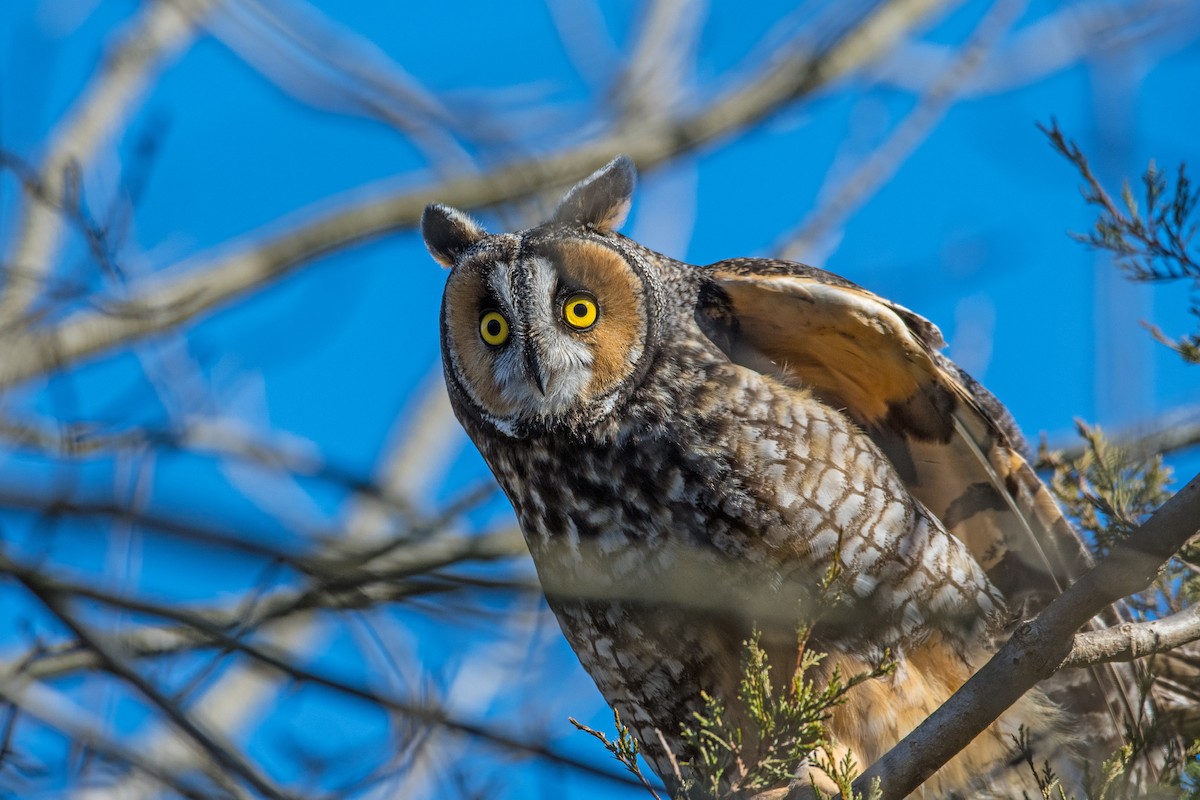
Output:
[
  {"xmin": 1063, "ymin": 603, "xmax": 1200, "ymax": 667},
  {"xmin": 0, "ymin": 678, "xmax": 229, "ymax": 800},
  {"xmin": 0, "ymin": 489, "xmax": 317, "ymax": 563},
  {"xmin": 875, "ymin": 0, "xmax": 1197, "ymax": 95},
  {"xmin": 0, "ymin": 413, "xmax": 416, "ymax": 513},
  {"xmin": 10, "ymin": 562, "xmax": 293, "ymax": 800},
  {"xmin": 778, "ymin": 0, "xmax": 1024, "ymax": 261},
  {"xmin": 847, "ymin": 470, "xmax": 1200, "ymax": 800},
  {"xmin": 1046, "ymin": 405, "xmax": 1200, "ymax": 462},
  {"xmin": 207, "ymin": 0, "xmax": 470, "ymax": 167},
  {"xmin": 0, "ymin": 0, "xmax": 949, "ymax": 393},
  {"xmin": 0, "ymin": 542, "xmax": 644, "ymax": 792},
  {"xmin": 4, "ymin": 524, "xmax": 526, "ymax": 683},
  {"xmin": 80, "ymin": 378, "xmax": 477, "ymax": 799},
  {"xmin": 615, "ymin": 0, "xmax": 705, "ymax": 123},
  {"xmin": 545, "ymin": 0, "xmax": 620, "ymax": 90},
  {"xmin": 0, "ymin": 0, "xmax": 217, "ymax": 328}
]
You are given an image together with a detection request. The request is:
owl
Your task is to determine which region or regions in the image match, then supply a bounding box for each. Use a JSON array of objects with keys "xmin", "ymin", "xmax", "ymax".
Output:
[{"xmin": 422, "ymin": 157, "xmax": 1160, "ymax": 797}]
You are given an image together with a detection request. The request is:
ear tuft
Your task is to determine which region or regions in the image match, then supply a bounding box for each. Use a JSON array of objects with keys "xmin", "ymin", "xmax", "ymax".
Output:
[
  {"xmin": 422, "ymin": 204, "xmax": 487, "ymax": 267},
  {"xmin": 552, "ymin": 155, "xmax": 637, "ymax": 232}
]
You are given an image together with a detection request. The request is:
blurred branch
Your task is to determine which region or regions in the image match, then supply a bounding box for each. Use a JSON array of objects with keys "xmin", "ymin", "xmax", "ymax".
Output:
[
  {"xmin": 544, "ymin": 0, "xmax": 620, "ymax": 90},
  {"xmin": 0, "ymin": 413, "xmax": 418, "ymax": 513},
  {"xmin": 3, "ymin": 526, "xmax": 526, "ymax": 682},
  {"xmin": 0, "ymin": 678, "xmax": 230, "ymax": 800},
  {"xmin": 0, "ymin": 0, "xmax": 949, "ymax": 392},
  {"xmin": 208, "ymin": 0, "xmax": 471, "ymax": 167},
  {"xmin": 1043, "ymin": 405, "xmax": 1200, "ymax": 462},
  {"xmin": 9, "ymin": 561, "xmax": 293, "ymax": 800},
  {"xmin": 0, "ymin": 148, "xmax": 125, "ymax": 296},
  {"xmin": 0, "ymin": 479, "xmax": 516, "ymax": 665},
  {"xmin": 0, "ymin": 0, "xmax": 217, "ymax": 328},
  {"xmin": 615, "ymin": 0, "xmax": 706, "ymax": 123},
  {"xmin": 876, "ymin": 0, "xmax": 1198, "ymax": 95},
  {"xmin": 778, "ymin": 0, "xmax": 1024, "ymax": 261},
  {"xmin": 0, "ymin": 543, "xmax": 642, "ymax": 793},
  {"xmin": 75, "ymin": 379, "xmax": 488, "ymax": 798},
  {"xmin": 848, "ymin": 470, "xmax": 1200, "ymax": 800}
]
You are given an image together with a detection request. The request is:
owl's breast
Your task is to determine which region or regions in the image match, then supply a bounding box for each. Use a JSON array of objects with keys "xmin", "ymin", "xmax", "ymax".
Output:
[
  {"xmin": 472, "ymin": 360, "xmax": 1000, "ymax": 646},
  {"xmin": 484, "ymin": 421, "xmax": 742, "ymax": 564},
  {"xmin": 471, "ymin": 366, "xmax": 807, "ymax": 623},
  {"xmin": 462, "ymin": 360, "xmax": 1008, "ymax": 786}
]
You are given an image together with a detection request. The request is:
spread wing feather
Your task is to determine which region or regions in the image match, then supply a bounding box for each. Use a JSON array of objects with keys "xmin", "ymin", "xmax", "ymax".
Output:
[
  {"xmin": 704, "ymin": 258, "xmax": 1087, "ymax": 604},
  {"xmin": 699, "ymin": 257, "xmax": 1152, "ymax": 761}
]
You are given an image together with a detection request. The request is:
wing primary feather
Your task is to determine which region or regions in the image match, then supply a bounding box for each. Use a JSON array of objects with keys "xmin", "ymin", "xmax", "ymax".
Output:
[
  {"xmin": 950, "ymin": 412, "xmax": 1139, "ymax": 741},
  {"xmin": 949, "ymin": 415, "xmax": 1066, "ymax": 595},
  {"xmin": 705, "ymin": 257, "xmax": 1160, "ymax": 765}
]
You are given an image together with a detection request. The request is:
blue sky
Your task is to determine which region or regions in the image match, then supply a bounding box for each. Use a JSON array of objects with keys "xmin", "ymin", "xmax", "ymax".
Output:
[{"xmin": 1, "ymin": 1, "xmax": 1198, "ymax": 797}]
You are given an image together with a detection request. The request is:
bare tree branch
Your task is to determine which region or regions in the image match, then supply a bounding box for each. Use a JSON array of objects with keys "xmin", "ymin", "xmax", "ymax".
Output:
[
  {"xmin": 1063, "ymin": 602, "xmax": 1200, "ymax": 667},
  {"xmin": 0, "ymin": 0, "xmax": 949, "ymax": 393},
  {"xmin": 615, "ymin": 0, "xmax": 706, "ymax": 123},
  {"xmin": 0, "ymin": 0, "xmax": 217, "ymax": 327},
  {"xmin": 848, "ymin": 469, "xmax": 1200, "ymax": 800},
  {"xmin": 1046, "ymin": 405, "xmax": 1200, "ymax": 462},
  {"xmin": 875, "ymin": 0, "xmax": 1198, "ymax": 96},
  {"xmin": 9, "ymin": 562, "xmax": 295, "ymax": 800},
  {"xmin": 0, "ymin": 412, "xmax": 418, "ymax": 513},
  {"xmin": 206, "ymin": 0, "xmax": 471, "ymax": 167},
  {"xmin": 0, "ymin": 677, "xmax": 235, "ymax": 800},
  {"xmin": 75, "ymin": 378, "xmax": 484, "ymax": 798},
  {"xmin": 0, "ymin": 555, "xmax": 639, "ymax": 793},
  {"xmin": 778, "ymin": 0, "xmax": 1024, "ymax": 261}
]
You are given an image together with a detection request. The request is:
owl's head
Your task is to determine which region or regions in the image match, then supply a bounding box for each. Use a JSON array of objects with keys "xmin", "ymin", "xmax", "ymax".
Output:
[{"xmin": 423, "ymin": 157, "xmax": 669, "ymax": 437}]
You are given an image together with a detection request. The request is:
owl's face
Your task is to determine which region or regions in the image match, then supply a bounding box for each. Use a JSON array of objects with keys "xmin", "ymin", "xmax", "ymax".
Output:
[
  {"xmin": 439, "ymin": 232, "xmax": 651, "ymax": 434},
  {"xmin": 423, "ymin": 157, "xmax": 659, "ymax": 437}
]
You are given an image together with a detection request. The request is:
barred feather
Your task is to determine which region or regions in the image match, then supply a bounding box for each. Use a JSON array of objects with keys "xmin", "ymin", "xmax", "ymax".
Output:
[{"xmin": 707, "ymin": 258, "xmax": 1161, "ymax": 771}]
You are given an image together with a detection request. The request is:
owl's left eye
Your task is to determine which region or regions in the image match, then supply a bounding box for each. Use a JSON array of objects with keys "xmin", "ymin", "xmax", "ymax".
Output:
[{"xmin": 563, "ymin": 293, "xmax": 598, "ymax": 330}]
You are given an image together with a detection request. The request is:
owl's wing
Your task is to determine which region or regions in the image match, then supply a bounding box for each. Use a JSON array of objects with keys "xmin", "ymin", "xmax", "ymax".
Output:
[
  {"xmin": 700, "ymin": 257, "xmax": 1151, "ymax": 757},
  {"xmin": 701, "ymin": 257, "xmax": 1088, "ymax": 606}
]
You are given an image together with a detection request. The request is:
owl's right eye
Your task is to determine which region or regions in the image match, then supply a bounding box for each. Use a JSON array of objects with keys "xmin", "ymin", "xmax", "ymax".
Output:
[{"xmin": 479, "ymin": 310, "xmax": 510, "ymax": 346}]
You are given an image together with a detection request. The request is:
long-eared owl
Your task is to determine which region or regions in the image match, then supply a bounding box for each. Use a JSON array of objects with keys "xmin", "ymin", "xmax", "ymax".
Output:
[{"xmin": 422, "ymin": 157, "xmax": 1159, "ymax": 797}]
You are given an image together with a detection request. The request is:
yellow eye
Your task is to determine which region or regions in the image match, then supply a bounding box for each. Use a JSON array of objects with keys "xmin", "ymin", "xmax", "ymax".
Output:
[
  {"xmin": 563, "ymin": 293, "xmax": 598, "ymax": 330},
  {"xmin": 479, "ymin": 310, "xmax": 509, "ymax": 346}
]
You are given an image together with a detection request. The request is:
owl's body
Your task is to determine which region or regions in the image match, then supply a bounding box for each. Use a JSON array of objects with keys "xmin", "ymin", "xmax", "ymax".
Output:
[
  {"xmin": 471, "ymin": 346, "xmax": 1014, "ymax": 793},
  {"xmin": 423, "ymin": 158, "xmax": 1150, "ymax": 797}
]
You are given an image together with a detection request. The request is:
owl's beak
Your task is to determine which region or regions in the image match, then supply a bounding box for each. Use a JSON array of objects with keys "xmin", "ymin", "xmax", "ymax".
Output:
[{"xmin": 523, "ymin": 344, "xmax": 548, "ymax": 396}]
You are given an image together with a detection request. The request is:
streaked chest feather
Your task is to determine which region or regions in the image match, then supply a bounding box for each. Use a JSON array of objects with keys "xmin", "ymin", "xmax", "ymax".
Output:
[{"xmin": 471, "ymin": 364, "xmax": 1000, "ymax": 650}]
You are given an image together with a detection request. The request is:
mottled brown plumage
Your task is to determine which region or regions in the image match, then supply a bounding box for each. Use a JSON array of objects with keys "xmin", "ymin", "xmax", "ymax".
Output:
[{"xmin": 423, "ymin": 157, "xmax": 1156, "ymax": 797}]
